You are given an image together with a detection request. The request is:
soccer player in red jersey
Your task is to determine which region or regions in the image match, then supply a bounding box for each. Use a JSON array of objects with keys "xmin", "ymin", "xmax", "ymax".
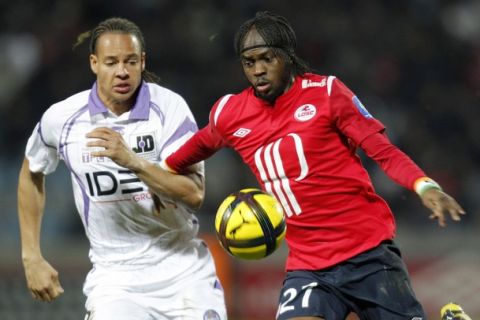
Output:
[{"xmin": 163, "ymin": 12, "xmax": 466, "ymax": 320}]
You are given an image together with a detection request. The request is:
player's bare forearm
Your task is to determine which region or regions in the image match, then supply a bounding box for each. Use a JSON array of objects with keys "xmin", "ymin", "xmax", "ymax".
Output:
[
  {"xmin": 130, "ymin": 157, "xmax": 204, "ymax": 210},
  {"xmin": 17, "ymin": 158, "xmax": 45, "ymax": 261},
  {"xmin": 86, "ymin": 127, "xmax": 204, "ymax": 209},
  {"xmin": 17, "ymin": 158, "xmax": 65, "ymax": 302}
]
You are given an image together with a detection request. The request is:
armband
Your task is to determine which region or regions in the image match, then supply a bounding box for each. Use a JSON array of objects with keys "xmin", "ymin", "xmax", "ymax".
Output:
[{"xmin": 413, "ymin": 177, "xmax": 442, "ymax": 196}]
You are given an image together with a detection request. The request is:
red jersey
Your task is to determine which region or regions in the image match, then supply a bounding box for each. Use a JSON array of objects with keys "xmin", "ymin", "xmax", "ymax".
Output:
[{"xmin": 167, "ymin": 73, "xmax": 425, "ymax": 270}]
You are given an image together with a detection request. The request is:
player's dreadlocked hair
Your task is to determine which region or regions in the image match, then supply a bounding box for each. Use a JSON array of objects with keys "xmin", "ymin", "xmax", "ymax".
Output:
[
  {"xmin": 234, "ymin": 11, "xmax": 311, "ymax": 76},
  {"xmin": 73, "ymin": 17, "xmax": 160, "ymax": 83}
]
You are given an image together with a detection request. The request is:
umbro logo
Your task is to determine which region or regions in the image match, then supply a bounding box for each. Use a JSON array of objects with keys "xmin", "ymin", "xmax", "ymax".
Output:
[{"xmin": 233, "ymin": 128, "xmax": 251, "ymax": 138}]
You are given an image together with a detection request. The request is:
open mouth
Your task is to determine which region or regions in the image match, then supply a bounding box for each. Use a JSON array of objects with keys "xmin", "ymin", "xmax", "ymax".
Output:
[{"xmin": 255, "ymin": 81, "xmax": 271, "ymax": 93}]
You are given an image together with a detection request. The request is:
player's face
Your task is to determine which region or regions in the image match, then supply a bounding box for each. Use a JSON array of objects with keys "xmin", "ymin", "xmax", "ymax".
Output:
[
  {"xmin": 240, "ymin": 28, "xmax": 292, "ymax": 104},
  {"xmin": 90, "ymin": 32, "xmax": 145, "ymax": 114}
]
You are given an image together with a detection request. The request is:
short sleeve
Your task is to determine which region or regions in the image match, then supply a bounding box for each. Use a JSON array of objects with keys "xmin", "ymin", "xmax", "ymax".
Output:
[
  {"xmin": 157, "ymin": 92, "xmax": 205, "ymax": 175},
  {"xmin": 25, "ymin": 122, "xmax": 60, "ymax": 175},
  {"xmin": 158, "ymin": 94, "xmax": 198, "ymax": 158},
  {"xmin": 329, "ymin": 78, "xmax": 385, "ymax": 144}
]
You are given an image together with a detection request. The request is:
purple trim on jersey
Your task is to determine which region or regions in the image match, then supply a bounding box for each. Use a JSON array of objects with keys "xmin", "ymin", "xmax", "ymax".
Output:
[
  {"xmin": 150, "ymin": 102, "xmax": 165, "ymax": 125},
  {"xmin": 71, "ymin": 174, "xmax": 91, "ymax": 226},
  {"xmin": 88, "ymin": 82, "xmax": 106, "ymax": 116},
  {"xmin": 161, "ymin": 117, "xmax": 198, "ymax": 151},
  {"xmin": 214, "ymin": 279, "xmax": 223, "ymax": 291},
  {"xmin": 59, "ymin": 105, "xmax": 92, "ymax": 225},
  {"xmin": 129, "ymin": 82, "xmax": 151, "ymax": 120},
  {"xmin": 59, "ymin": 105, "xmax": 88, "ymax": 151},
  {"xmin": 38, "ymin": 120, "xmax": 56, "ymax": 149},
  {"xmin": 88, "ymin": 81, "xmax": 150, "ymax": 120}
]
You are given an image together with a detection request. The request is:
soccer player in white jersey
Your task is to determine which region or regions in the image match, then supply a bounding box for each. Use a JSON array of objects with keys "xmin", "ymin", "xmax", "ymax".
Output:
[{"xmin": 17, "ymin": 17, "xmax": 226, "ymax": 320}]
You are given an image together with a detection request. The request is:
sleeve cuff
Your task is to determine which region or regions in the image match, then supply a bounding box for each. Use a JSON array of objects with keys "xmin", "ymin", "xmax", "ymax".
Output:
[{"xmin": 160, "ymin": 159, "xmax": 178, "ymax": 174}]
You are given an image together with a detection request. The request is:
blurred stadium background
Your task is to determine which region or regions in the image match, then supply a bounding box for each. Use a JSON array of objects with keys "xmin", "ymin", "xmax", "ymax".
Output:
[{"xmin": 1, "ymin": 0, "xmax": 479, "ymax": 319}]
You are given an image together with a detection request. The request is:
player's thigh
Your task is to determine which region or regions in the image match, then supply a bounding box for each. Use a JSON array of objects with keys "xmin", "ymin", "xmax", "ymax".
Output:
[
  {"xmin": 356, "ymin": 266, "xmax": 425, "ymax": 319},
  {"xmin": 86, "ymin": 298, "xmax": 154, "ymax": 320},
  {"xmin": 276, "ymin": 271, "xmax": 349, "ymax": 320},
  {"xmin": 351, "ymin": 242, "xmax": 425, "ymax": 319}
]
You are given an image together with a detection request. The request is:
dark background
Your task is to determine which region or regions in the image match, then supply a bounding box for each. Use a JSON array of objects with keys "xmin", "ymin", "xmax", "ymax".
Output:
[{"xmin": 1, "ymin": 1, "xmax": 479, "ymax": 319}]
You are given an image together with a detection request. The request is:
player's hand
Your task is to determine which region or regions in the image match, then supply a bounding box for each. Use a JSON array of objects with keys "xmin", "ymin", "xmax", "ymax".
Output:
[
  {"xmin": 420, "ymin": 188, "xmax": 466, "ymax": 227},
  {"xmin": 86, "ymin": 127, "xmax": 139, "ymax": 170},
  {"xmin": 23, "ymin": 256, "xmax": 64, "ymax": 302}
]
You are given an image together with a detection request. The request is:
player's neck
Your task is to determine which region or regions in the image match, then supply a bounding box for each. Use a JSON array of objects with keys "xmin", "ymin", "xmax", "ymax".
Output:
[
  {"xmin": 262, "ymin": 75, "xmax": 295, "ymax": 105},
  {"xmin": 100, "ymin": 96, "xmax": 136, "ymax": 116}
]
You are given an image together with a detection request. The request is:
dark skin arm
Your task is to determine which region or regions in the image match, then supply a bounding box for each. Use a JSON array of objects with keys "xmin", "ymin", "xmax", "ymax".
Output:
[
  {"xmin": 420, "ymin": 188, "xmax": 465, "ymax": 227},
  {"xmin": 360, "ymin": 132, "xmax": 466, "ymax": 227}
]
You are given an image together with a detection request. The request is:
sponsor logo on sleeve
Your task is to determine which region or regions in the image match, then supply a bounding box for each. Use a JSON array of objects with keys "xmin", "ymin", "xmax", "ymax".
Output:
[{"xmin": 352, "ymin": 96, "xmax": 373, "ymax": 119}]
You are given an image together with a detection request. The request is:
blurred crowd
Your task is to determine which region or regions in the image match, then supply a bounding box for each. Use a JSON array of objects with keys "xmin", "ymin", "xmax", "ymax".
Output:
[{"xmin": 1, "ymin": 0, "xmax": 479, "ymax": 239}]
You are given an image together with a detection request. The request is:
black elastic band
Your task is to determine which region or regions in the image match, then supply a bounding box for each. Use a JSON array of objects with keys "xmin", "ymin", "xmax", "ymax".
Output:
[{"xmin": 240, "ymin": 44, "xmax": 283, "ymax": 53}]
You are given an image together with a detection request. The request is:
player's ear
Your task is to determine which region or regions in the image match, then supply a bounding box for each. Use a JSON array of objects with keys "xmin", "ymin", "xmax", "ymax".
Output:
[
  {"xmin": 90, "ymin": 54, "xmax": 98, "ymax": 75},
  {"xmin": 141, "ymin": 52, "xmax": 146, "ymax": 72}
]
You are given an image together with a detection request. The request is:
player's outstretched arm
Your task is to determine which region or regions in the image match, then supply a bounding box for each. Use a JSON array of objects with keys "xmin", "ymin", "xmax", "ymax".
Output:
[
  {"xmin": 17, "ymin": 158, "xmax": 64, "ymax": 302},
  {"xmin": 86, "ymin": 127, "xmax": 204, "ymax": 210},
  {"xmin": 419, "ymin": 187, "xmax": 466, "ymax": 227},
  {"xmin": 360, "ymin": 132, "xmax": 466, "ymax": 226}
]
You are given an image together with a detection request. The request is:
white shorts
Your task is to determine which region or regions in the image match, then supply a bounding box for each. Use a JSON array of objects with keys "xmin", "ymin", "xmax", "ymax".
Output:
[{"xmin": 83, "ymin": 241, "xmax": 227, "ymax": 320}]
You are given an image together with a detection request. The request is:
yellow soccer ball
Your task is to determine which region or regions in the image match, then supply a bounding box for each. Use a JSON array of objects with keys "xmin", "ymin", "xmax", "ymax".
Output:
[
  {"xmin": 440, "ymin": 303, "xmax": 472, "ymax": 320},
  {"xmin": 215, "ymin": 188, "xmax": 286, "ymax": 260}
]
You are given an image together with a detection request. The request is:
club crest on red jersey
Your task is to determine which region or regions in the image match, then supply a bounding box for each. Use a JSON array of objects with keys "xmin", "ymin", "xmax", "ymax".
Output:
[{"xmin": 294, "ymin": 104, "xmax": 317, "ymax": 122}]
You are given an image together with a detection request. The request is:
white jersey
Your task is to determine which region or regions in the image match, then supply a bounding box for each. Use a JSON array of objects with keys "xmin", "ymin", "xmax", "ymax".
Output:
[{"xmin": 25, "ymin": 81, "xmax": 205, "ymax": 268}]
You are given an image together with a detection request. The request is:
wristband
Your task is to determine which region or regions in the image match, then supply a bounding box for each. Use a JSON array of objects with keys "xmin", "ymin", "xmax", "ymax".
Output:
[{"xmin": 413, "ymin": 177, "xmax": 442, "ymax": 196}]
